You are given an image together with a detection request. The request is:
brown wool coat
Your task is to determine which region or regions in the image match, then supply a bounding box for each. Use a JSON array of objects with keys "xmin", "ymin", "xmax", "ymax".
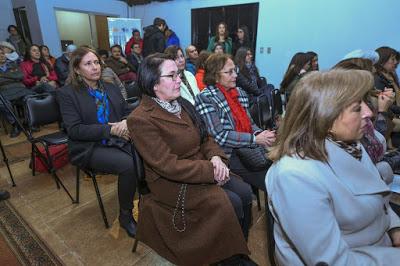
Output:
[{"xmin": 127, "ymin": 95, "xmax": 249, "ymax": 266}]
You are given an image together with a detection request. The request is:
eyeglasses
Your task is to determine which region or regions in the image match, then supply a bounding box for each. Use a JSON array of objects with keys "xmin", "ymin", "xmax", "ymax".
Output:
[
  {"xmin": 160, "ymin": 72, "xmax": 181, "ymax": 81},
  {"xmin": 219, "ymin": 66, "xmax": 239, "ymax": 76}
]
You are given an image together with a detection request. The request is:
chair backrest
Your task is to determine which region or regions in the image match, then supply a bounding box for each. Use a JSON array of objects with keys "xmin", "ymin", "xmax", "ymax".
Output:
[
  {"xmin": 249, "ymin": 93, "xmax": 273, "ymax": 130},
  {"xmin": 25, "ymin": 93, "xmax": 61, "ymax": 128},
  {"xmin": 125, "ymin": 81, "xmax": 141, "ymax": 99},
  {"xmin": 132, "ymin": 144, "xmax": 149, "ymax": 195},
  {"xmin": 271, "ymin": 88, "xmax": 283, "ymax": 117}
]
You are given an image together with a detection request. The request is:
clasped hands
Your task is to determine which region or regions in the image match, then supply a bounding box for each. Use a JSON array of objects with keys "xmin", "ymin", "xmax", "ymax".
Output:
[
  {"xmin": 210, "ymin": 156, "xmax": 230, "ymax": 186},
  {"xmin": 109, "ymin": 119, "xmax": 130, "ymax": 140},
  {"xmin": 255, "ymin": 129, "xmax": 276, "ymax": 148}
]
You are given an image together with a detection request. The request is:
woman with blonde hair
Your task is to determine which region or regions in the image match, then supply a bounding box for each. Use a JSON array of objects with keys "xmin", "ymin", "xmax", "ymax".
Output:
[{"xmin": 266, "ymin": 69, "xmax": 400, "ymax": 265}]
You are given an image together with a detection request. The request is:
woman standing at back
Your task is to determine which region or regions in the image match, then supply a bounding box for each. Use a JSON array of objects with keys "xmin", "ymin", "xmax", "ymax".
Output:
[{"xmin": 207, "ymin": 22, "xmax": 233, "ymax": 55}]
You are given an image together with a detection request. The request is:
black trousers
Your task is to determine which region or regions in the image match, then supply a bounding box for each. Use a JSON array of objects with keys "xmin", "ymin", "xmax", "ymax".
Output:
[
  {"xmin": 222, "ymin": 175, "xmax": 253, "ymax": 241},
  {"xmin": 229, "ymin": 149, "xmax": 268, "ymax": 191},
  {"xmin": 87, "ymin": 145, "xmax": 137, "ymax": 210}
]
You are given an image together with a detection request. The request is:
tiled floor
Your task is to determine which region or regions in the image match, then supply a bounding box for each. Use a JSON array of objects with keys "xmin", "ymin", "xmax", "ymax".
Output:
[{"xmin": 0, "ymin": 124, "xmax": 270, "ymax": 266}]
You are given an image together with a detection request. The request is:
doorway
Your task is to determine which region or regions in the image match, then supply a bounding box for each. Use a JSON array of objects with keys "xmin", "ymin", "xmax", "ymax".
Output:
[{"xmin": 191, "ymin": 3, "xmax": 259, "ymax": 53}]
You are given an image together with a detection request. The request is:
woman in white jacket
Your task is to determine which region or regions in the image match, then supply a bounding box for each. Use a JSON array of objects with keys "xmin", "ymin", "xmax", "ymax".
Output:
[{"xmin": 266, "ymin": 69, "xmax": 400, "ymax": 266}]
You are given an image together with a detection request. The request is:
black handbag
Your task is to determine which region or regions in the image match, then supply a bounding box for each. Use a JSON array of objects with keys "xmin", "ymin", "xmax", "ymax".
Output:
[{"xmin": 236, "ymin": 145, "xmax": 272, "ymax": 171}]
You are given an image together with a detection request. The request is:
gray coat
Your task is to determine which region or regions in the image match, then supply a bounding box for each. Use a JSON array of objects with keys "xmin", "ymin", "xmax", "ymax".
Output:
[{"xmin": 266, "ymin": 140, "xmax": 400, "ymax": 266}]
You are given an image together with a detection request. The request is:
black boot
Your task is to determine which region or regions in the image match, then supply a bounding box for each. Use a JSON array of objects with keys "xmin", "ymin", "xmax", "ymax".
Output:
[
  {"xmin": 119, "ymin": 209, "xmax": 137, "ymax": 238},
  {"xmin": 9, "ymin": 124, "xmax": 21, "ymax": 138}
]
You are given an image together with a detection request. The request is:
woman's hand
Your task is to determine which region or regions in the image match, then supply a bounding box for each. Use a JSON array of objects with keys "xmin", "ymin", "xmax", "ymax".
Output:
[
  {"xmin": 109, "ymin": 119, "xmax": 129, "ymax": 139},
  {"xmin": 378, "ymin": 88, "xmax": 395, "ymax": 112},
  {"xmin": 389, "ymin": 228, "xmax": 400, "ymax": 247},
  {"xmin": 210, "ymin": 156, "xmax": 229, "ymax": 184},
  {"xmin": 119, "ymin": 57, "xmax": 128, "ymax": 64},
  {"xmin": 255, "ymin": 130, "xmax": 276, "ymax": 147}
]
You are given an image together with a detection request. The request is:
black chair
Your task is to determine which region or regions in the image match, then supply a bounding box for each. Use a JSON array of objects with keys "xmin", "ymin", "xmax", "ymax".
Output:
[
  {"xmin": 132, "ymin": 145, "xmax": 148, "ymax": 253},
  {"xmin": 24, "ymin": 93, "xmax": 76, "ymax": 203},
  {"xmin": 249, "ymin": 93, "xmax": 273, "ymax": 130},
  {"xmin": 125, "ymin": 81, "xmax": 141, "ymax": 109},
  {"xmin": 271, "ymin": 89, "xmax": 283, "ymax": 128}
]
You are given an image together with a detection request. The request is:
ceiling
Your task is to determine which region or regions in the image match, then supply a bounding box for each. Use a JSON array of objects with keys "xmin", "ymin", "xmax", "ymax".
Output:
[{"xmin": 118, "ymin": 0, "xmax": 171, "ymax": 6}]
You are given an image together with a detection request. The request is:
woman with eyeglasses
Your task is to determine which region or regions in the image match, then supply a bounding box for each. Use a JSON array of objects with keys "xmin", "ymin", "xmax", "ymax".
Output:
[
  {"xmin": 128, "ymin": 53, "xmax": 255, "ymax": 265},
  {"xmin": 164, "ymin": 45, "xmax": 200, "ymax": 105},
  {"xmin": 195, "ymin": 53, "xmax": 276, "ymax": 198}
]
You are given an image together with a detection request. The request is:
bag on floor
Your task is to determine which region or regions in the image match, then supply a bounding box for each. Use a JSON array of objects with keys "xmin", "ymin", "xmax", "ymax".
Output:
[{"xmin": 31, "ymin": 144, "xmax": 69, "ymax": 173}]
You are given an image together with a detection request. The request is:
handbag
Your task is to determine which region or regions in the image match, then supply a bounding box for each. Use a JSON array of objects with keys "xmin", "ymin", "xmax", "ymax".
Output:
[{"xmin": 236, "ymin": 145, "xmax": 272, "ymax": 171}]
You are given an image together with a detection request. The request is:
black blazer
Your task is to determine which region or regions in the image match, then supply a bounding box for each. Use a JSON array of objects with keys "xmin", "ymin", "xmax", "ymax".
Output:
[{"xmin": 57, "ymin": 82, "xmax": 132, "ymax": 167}]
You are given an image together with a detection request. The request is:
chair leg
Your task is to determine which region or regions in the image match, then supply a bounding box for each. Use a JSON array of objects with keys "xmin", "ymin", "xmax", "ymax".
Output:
[
  {"xmin": 132, "ymin": 239, "xmax": 139, "ymax": 253},
  {"xmin": 90, "ymin": 173, "xmax": 109, "ymax": 228},
  {"xmin": 265, "ymin": 194, "xmax": 276, "ymax": 266},
  {"xmin": 251, "ymin": 185, "xmax": 261, "ymax": 211},
  {"xmin": 31, "ymin": 145, "xmax": 35, "ymax": 176},
  {"xmin": 75, "ymin": 167, "xmax": 80, "ymax": 204}
]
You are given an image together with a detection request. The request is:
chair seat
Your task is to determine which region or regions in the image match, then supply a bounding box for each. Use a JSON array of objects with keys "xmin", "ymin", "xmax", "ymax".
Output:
[{"xmin": 36, "ymin": 131, "xmax": 68, "ymax": 145}]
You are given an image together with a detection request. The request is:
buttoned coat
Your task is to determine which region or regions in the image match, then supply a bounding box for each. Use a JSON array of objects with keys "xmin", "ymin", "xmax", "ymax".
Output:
[
  {"xmin": 266, "ymin": 140, "xmax": 400, "ymax": 266},
  {"xmin": 128, "ymin": 95, "xmax": 249, "ymax": 266},
  {"xmin": 195, "ymin": 85, "xmax": 261, "ymax": 157}
]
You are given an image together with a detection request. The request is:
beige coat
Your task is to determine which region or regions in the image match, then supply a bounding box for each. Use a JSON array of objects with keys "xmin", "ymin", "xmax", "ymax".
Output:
[{"xmin": 127, "ymin": 96, "xmax": 249, "ymax": 266}]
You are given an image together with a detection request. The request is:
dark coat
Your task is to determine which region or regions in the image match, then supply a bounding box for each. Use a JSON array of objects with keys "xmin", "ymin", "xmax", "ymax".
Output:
[
  {"xmin": 142, "ymin": 25, "xmax": 165, "ymax": 57},
  {"xmin": 0, "ymin": 61, "xmax": 34, "ymax": 100},
  {"xmin": 105, "ymin": 57, "xmax": 136, "ymax": 76},
  {"xmin": 55, "ymin": 54, "xmax": 70, "ymax": 86},
  {"xmin": 57, "ymin": 82, "xmax": 132, "ymax": 168},
  {"xmin": 128, "ymin": 95, "xmax": 249, "ymax": 266}
]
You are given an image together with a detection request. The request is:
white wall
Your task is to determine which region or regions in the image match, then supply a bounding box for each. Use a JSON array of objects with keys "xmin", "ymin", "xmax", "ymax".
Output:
[
  {"xmin": 131, "ymin": 0, "xmax": 400, "ymax": 86},
  {"xmin": 35, "ymin": 0, "xmax": 128, "ymax": 56},
  {"xmin": 0, "ymin": 0, "xmax": 16, "ymax": 41},
  {"xmin": 55, "ymin": 10, "xmax": 93, "ymax": 48}
]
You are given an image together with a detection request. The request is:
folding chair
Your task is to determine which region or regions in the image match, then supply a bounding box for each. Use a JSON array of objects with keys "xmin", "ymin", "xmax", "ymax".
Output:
[{"xmin": 25, "ymin": 93, "xmax": 76, "ymax": 203}]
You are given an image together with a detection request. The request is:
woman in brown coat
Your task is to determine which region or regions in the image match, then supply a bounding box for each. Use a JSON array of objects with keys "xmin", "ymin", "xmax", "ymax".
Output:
[{"xmin": 127, "ymin": 53, "xmax": 254, "ymax": 266}]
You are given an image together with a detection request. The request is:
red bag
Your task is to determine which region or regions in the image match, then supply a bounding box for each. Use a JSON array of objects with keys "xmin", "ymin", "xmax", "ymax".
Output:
[{"xmin": 32, "ymin": 144, "xmax": 69, "ymax": 173}]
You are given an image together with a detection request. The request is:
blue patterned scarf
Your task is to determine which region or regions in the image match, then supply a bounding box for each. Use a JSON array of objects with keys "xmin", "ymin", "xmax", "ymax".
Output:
[{"xmin": 88, "ymin": 87, "xmax": 110, "ymax": 144}]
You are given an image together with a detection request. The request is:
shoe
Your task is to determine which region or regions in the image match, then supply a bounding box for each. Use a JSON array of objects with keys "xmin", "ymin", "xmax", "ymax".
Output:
[
  {"xmin": 119, "ymin": 209, "xmax": 137, "ymax": 238},
  {"xmin": 9, "ymin": 125, "xmax": 21, "ymax": 138},
  {"xmin": 0, "ymin": 190, "xmax": 10, "ymax": 201}
]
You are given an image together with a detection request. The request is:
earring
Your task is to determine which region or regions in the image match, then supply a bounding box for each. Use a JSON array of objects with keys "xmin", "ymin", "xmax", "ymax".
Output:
[{"xmin": 77, "ymin": 74, "xmax": 82, "ymax": 82}]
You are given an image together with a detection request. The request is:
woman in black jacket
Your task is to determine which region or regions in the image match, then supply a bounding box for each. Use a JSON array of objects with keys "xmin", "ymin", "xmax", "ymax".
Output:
[{"xmin": 57, "ymin": 47, "xmax": 137, "ymax": 238}]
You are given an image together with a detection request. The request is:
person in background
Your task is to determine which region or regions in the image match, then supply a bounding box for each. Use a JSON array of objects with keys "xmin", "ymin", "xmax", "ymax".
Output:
[
  {"xmin": 164, "ymin": 26, "xmax": 180, "ymax": 48},
  {"xmin": 20, "ymin": 44, "xmax": 57, "ymax": 93},
  {"xmin": 58, "ymin": 47, "xmax": 138, "ymax": 238},
  {"xmin": 280, "ymin": 52, "xmax": 313, "ymax": 102},
  {"xmin": 185, "ymin": 45, "xmax": 198, "ymax": 75},
  {"xmin": 124, "ymin": 29, "xmax": 143, "ymax": 57},
  {"xmin": 40, "ymin": 45, "xmax": 56, "ymax": 69},
  {"xmin": 307, "ymin": 51, "xmax": 319, "ymax": 71},
  {"xmin": 128, "ymin": 53, "xmax": 254, "ymax": 266},
  {"xmin": 143, "ymin": 17, "xmax": 167, "ymax": 57},
  {"xmin": 164, "ymin": 45, "xmax": 200, "ymax": 105},
  {"xmin": 213, "ymin": 42, "xmax": 225, "ymax": 54},
  {"xmin": 207, "ymin": 22, "xmax": 232, "ymax": 55},
  {"xmin": 98, "ymin": 49, "xmax": 128, "ymax": 100},
  {"xmin": 195, "ymin": 50, "xmax": 211, "ymax": 91},
  {"xmin": 127, "ymin": 43, "xmax": 143, "ymax": 72},
  {"xmin": 55, "ymin": 44, "xmax": 77, "ymax": 87},
  {"xmin": 6, "ymin": 25, "xmax": 30, "ymax": 57},
  {"xmin": 0, "ymin": 41, "xmax": 21, "ymax": 64},
  {"xmin": 0, "ymin": 47, "xmax": 34, "ymax": 137},
  {"xmin": 106, "ymin": 45, "xmax": 136, "ymax": 82},
  {"xmin": 266, "ymin": 69, "xmax": 400, "ymax": 265},
  {"xmin": 232, "ymin": 25, "xmax": 251, "ymax": 56}
]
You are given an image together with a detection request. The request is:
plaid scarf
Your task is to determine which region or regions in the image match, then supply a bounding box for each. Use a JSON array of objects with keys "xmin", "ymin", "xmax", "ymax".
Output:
[{"xmin": 88, "ymin": 87, "xmax": 110, "ymax": 144}]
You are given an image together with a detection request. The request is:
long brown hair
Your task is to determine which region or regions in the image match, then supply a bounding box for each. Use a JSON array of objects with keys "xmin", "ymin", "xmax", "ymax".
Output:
[
  {"xmin": 214, "ymin": 22, "xmax": 229, "ymax": 42},
  {"xmin": 269, "ymin": 69, "xmax": 373, "ymax": 162},
  {"xmin": 280, "ymin": 52, "xmax": 313, "ymax": 91},
  {"xmin": 66, "ymin": 47, "xmax": 101, "ymax": 90}
]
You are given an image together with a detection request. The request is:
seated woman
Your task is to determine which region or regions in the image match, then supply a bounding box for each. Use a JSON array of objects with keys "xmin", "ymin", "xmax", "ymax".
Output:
[
  {"xmin": 235, "ymin": 47, "xmax": 265, "ymax": 105},
  {"xmin": 57, "ymin": 47, "xmax": 137, "ymax": 238},
  {"xmin": 195, "ymin": 50, "xmax": 211, "ymax": 91},
  {"xmin": 195, "ymin": 53, "xmax": 275, "ymax": 192},
  {"xmin": 164, "ymin": 45, "xmax": 200, "ymax": 105},
  {"xmin": 266, "ymin": 69, "xmax": 400, "ymax": 265},
  {"xmin": 40, "ymin": 45, "xmax": 56, "ymax": 69},
  {"xmin": 20, "ymin": 44, "xmax": 57, "ymax": 93},
  {"xmin": 105, "ymin": 45, "xmax": 136, "ymax": 82},
  {"xmin": 280, "ymin": 52, "xmax": 313, "ymax": 102},
  {"xmin": 128, "ymin": 53, "xmax": 254, "ymax": 266}
]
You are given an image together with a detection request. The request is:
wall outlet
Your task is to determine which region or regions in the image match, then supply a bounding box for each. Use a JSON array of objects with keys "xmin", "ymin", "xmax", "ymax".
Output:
[
  {"xmin": 260, "ymin": 47, "xmax": 264, "ymax": 54},
  {"xmin": 267, "ymin": 47, "xmax": 271, "ymax": 54}
]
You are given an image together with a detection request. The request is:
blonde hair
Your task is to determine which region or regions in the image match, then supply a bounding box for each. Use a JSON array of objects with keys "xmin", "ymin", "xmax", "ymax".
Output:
[{"xmin": 269, "ymin": 69, "xmax": 373, "ymax": 162}]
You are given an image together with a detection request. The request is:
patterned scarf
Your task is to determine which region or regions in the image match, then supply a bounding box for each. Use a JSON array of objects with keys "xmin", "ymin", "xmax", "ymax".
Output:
[
  {"xmin": 152, "ymin": 97, "xmax": 182, "ymax": 117},
  {"xmin": 216, "ymin": 83, "xmax": 252, "ymax": 133},
  {"xmin": 88, "ymin": 87, "xmax": 110, "ymax": 144},
  {"xmin": 327, "ymin": 135, "xmax": 362, "ymax": 161},
  {"xmin": 360, "ymin": 119, "xmax": 384, "ymax": 164}
]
